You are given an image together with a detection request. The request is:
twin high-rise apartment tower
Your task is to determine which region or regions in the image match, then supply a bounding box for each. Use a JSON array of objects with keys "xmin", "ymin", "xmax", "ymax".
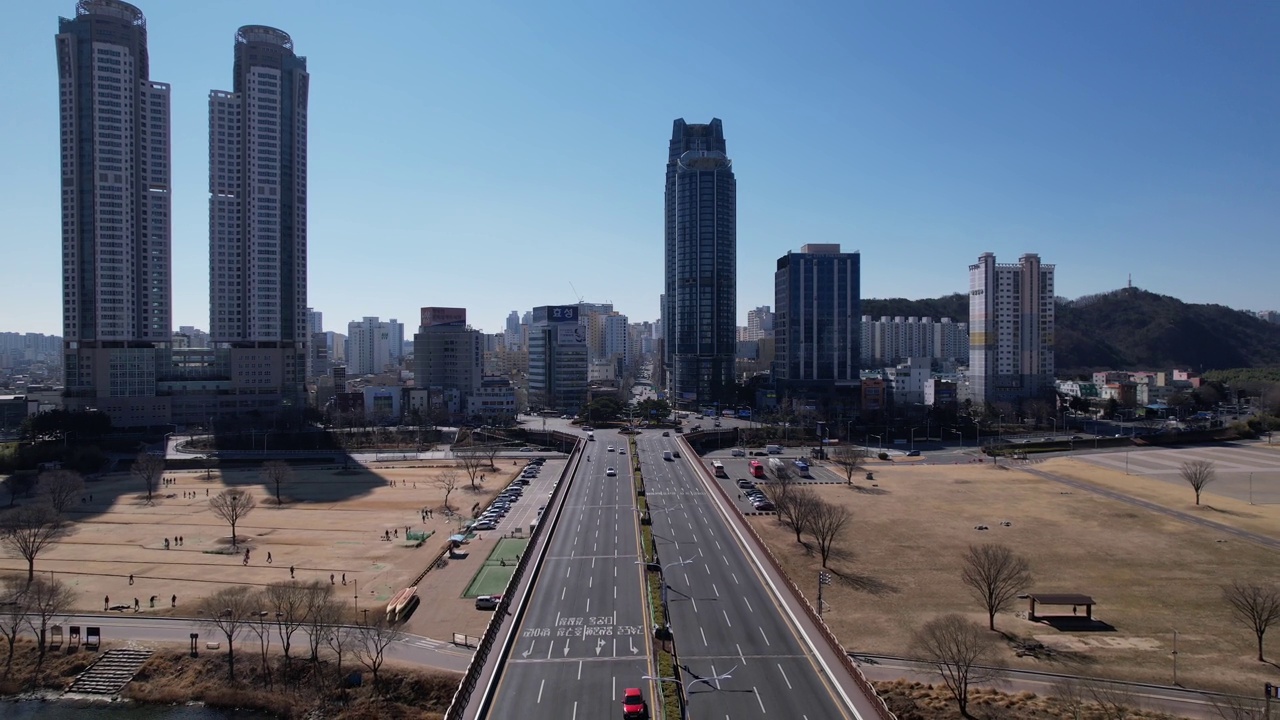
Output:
[{"xmin": 56, "ymin": 0, "xmax": 307, "ymax": 424}]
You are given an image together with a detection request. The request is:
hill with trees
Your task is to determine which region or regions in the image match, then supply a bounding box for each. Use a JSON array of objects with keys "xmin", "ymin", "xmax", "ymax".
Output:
[{"xmin": 862, "ymin": 287, "xmax": 1280, "ymax": 373}]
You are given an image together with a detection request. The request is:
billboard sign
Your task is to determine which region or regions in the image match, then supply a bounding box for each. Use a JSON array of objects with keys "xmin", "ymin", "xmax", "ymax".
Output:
[
  {"xmin": 546, "ymin": 305, "xmax": 578, "ymax": 323},
  {"xmin": 420, "ymin": 307, "xmax": 467, "ymax": 327},
  {"xmin": 556, "ymin": 324, "xmax": 586, "ymax": 345}
]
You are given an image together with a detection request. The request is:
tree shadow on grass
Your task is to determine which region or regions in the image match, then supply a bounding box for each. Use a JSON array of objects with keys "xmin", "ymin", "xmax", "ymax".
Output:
[
  {"xmin": 826, "ymin": 555, "xmax": 899, "ymax": 597},
  {"xmin": 847, "ymin": 484, "xmax": 889, "ymax": 496}
]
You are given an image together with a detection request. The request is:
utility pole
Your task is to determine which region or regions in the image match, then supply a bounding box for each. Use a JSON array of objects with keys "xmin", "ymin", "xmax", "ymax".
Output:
[
  {"xmin": 818, "ymin": 571, "xmax": 831, "ymax": 618},
  {"xmin": 1172, "ymin": 629, "xmax": 1179, "ymax": 686}
]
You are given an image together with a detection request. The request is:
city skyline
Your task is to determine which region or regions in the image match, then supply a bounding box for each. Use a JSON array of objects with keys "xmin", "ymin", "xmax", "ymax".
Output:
[{"xmin": 4, "ymin": 1, "xmax": 1278, "ymax": 335}]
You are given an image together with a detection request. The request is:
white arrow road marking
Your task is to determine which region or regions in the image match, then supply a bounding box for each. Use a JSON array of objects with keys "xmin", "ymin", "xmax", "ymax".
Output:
[{"xmin": 563, "ymin": 638, "xmax": 571, "ymax": 656}]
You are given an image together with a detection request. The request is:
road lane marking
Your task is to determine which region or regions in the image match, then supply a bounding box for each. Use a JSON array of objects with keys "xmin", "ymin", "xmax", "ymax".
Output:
[
  {"xmin": 537, "ymin": 678, "xmax": 545, "ymax": 702},
  {"xmin": 691, "ymin": 597, "xmax": 699, "ymax": 613},
  {"xmin": 754, "ymin": 686, "xmax": 766, "ymax": 712},
  {"xmin": 732, "ymin": 572, "xmax": 739, "ymax": 584},
  {"xmin": 723, "ymin": 609, "xmax": 732, "ymax": 627},
  {"xmin": 700, "ymin": 626, "xmax": 708, "ymax": 646},
  {"xmin": 585, "ymin": 598, "xmax": 591, "ymax": 613},
  {"xmin": 578, "ymin": 660, "xmax": 583, "ymax": 679},
  {"xmin": 712, "ymin": 583, "xmax": 720, "ymax": 597},
  {"xmin": 777, "ymin": 663, "xmax": 793, "ymax": 689},
  {"xmin": 737, "ymin": 643, "xmax": 747, "ymax": 665},
  {"xmin": 759, "ymin": 626, "xmax": 770, "ymax": 645},
  {"xmin": 745, "ymin": 598, "xmax": 753, "ymax": 612}
]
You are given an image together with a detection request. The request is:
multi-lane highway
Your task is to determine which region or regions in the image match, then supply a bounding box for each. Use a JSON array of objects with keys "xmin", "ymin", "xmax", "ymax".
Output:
[
  {"xmin": 483, "ymin": 431, "xmax": 656, "ymax": 719},
  {"xmin": 637, "ymin": 431, "xmax": 860, "ymax": 720}
]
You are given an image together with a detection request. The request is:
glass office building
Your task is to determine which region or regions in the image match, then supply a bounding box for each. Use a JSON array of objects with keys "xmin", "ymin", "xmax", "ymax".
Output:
[
  {"xmin": 663, "ymin": 118, "xmax": 737, "ymax": 407},
  {"xmin": 773, "ymin": 244, "xmax": 861, "ymax": 388}
]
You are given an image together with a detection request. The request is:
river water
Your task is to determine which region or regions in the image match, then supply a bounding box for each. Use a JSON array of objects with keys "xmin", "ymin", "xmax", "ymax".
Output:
[{"xmin": 3, "ymin": 700, "xmax": 275, "ymax": 719}]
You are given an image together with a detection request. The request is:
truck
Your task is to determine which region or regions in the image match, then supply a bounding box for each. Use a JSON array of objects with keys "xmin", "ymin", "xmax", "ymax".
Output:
[{"xmin": 765, "ymin": 444, "xmax": 782, "ymax": 454}]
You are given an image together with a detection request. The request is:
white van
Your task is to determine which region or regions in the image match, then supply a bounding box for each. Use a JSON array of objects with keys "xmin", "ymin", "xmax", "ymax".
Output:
[{"xmin": 662, "ymin": 451, "xmax": 673, "ymax": 461}]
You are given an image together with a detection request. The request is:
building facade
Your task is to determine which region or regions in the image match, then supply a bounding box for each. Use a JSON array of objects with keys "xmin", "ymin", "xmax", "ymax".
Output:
[
  {"xmin": 773, "ymin": 244, "xmax": 861, "ymax": 391},
  {"xmin": 527, "ymin": 305, "xmax": 587, "ymax": 412},
  {"xmin": 968, "ymin": 252, "xmax": 1055, "ymax": 404},
  {"xmin": 860, "ymin": 316, "xmax": 968, "ymax": 366},
  {"xmin": 664, "ymin": 118, "xmax": 737, "ymax": 407},
  {"xmin": 412, "ymin": 308, "xmax": 481, "ymax": 411},
  {"xmin": 745, "ymin": 306, "xmax": 774, "ymax": 340},
  {"xmin": 56, "ymin": 0, "xmax": 172, "ymax": 417},
  {"xmin": 208, "ymin": 24, "xmax": 309, "ymax": 415},
  {"xmin": 345, "ymin": 317, "xmax": 401, "ymax": 376}
]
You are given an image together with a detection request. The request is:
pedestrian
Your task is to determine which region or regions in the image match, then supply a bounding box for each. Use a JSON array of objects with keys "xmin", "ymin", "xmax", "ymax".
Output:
[
  {"xmin": 267, "ymin": 552, "xmax": 272, "ymax": 564},
  {"xmin": 243, "ymin": 555, "xmax": 248, "ymax": 566},
  {"xmin": 179, "ymin": 536, "xmax": 183, "ymax": 546},
  {"xmin": 206, "ymin": 489, "xmax": 209, "ymax": 497},
  {"xmin": 104, "ymin": 595, "xmax": 109, "ymax": 611},
  {"xmin": 290, "ymin": 565, "xmax": 295, "ymax": 579},
  {"xmin": 129, "ymin": 574, "xmax": 134, "ymax": 585},
  {"xmin": 164, "ymin": 538, "xmax": 169, "ymax": 550},
  {"xmin": 171, "ymin": 594, "xmax": 177, "ymax": 608},
  {"xmin": 134, "ymin": 597, "xmax": 139, "ymax": 611},
  {"xmin": 330, "ymin": 573, "xmax": 335, "ymax": 585},
  {"xmin": 149, "ymin": 595, "xmax": 156, "ymax": 608},
  {"xmin": 342, "ymin": 573, "xmax": 346, "ymax": 585}
]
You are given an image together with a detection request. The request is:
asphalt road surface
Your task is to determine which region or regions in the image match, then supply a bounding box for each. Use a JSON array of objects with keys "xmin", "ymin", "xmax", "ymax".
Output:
[
  {"xmin": 483, "ymin": 429, "xmax": 654, "ymax": 719},
  {"xmin": 639, "ymin": 433, "xmax": 861, "ymax": 720}
]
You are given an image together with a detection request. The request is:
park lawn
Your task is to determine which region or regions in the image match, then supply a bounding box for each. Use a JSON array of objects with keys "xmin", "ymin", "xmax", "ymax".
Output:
[{"xmin": 749, "ymin": 461, "xmax": 1277, "ymax": 695}]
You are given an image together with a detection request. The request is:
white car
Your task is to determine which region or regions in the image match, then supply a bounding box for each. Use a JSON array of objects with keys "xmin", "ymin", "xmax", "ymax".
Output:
[
  {"xmin": 606, "ymin": 467, "xmax": 617, "ymax": 476},
  {"xmin": 607, "ymin": 445, "xmax": 615, "ymax": 452}
]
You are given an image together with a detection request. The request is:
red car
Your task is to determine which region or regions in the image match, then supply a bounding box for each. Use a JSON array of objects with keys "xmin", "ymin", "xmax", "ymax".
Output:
[{"xmin": 622, "ymin": 687, "xmax": 648, "ymax": 719}]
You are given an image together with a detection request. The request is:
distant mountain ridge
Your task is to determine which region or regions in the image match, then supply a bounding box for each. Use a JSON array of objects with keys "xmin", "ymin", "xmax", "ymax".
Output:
[{"xmin": 861, "ymin": 288, "xmax": 1280, "ymax": 373}]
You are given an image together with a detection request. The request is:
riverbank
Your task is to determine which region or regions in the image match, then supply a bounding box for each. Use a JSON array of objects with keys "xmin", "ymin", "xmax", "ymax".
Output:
[{"xmin": 1, "ymin": 640, "xmax": 460, "ymax": 719}]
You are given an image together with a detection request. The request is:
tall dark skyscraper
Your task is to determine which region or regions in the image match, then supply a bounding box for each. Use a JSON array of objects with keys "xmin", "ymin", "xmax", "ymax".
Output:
[
  {"xmin": 663, "ymin": 118, "xmax": 737, "ymax": 407},
  {"xmin": 209, "ymin": 25, "xmax": 309, "ymax": 408},
  {"xmin": 56, "ymin": 0, "xmax": 172, "ymax": 422},
  {"xmin": 774, "ymin": 244, "xmax": 861, "ymax": 389}
]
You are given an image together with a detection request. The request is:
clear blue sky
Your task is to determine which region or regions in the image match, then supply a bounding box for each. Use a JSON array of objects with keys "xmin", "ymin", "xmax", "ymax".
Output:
[{"xmin": 3, "ymin": 0, "xmax": 1277, "ymax": 336}]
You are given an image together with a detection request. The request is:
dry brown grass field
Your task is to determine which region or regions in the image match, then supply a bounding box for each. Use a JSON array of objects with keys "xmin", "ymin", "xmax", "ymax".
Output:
[
  {"xmin": 0, "ymin": 460, "xmax": 534, "ymax": 640},
  {"xmin": 749, "ymin": 455, "xmax": 1280, "ymax": 695}
]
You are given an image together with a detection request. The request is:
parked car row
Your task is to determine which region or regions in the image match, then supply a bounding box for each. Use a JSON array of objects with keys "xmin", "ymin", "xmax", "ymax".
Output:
[
  {"xmin": 735, "ymin": 479, "xmax": 774, "ymax": 511},
  {"xmin": 467, "ymin": 459, "xmax": 546, "ymax": 531}
]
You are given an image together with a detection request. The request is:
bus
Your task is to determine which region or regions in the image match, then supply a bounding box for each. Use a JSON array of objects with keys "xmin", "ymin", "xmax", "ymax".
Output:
[
  {"xmin": 711, "ymin": 461, "xmax": 727, "ymax": 478},
  {"xmin": 793, "ymin": 459, "xmax": 811, "ymax": 478},
  {"xmin": 748, "ymin": 460, "xmax": 765, "ymax": 478}
]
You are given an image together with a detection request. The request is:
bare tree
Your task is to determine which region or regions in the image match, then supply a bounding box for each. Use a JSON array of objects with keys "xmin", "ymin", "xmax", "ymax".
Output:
[
  {"xmin": 352, "ymin": 613, "xmax": 400, "ymax": 693},
  {"xmin": 960, "ymin": 543, "xmax": 1033, "ymax": 631},
  {"xmin": 245, "ymin": 592, "xmax": 274, "ymax": 689},
  {"xmin": 198, "ymin": 585, "xmax": 256, "ymax": 682},
  {"xmin": 480, "ymin": 442, "xmax": 502, "ymax": 469},
  {"xmin": 302, "ymin": 580, "xmax": 336, "ymax": 664},
  {"xmin": 37, "ymin": 469, "xmax": 84, "ymax": 515},
  {"xmin": 773, "ymin": 486, "xmax": 819, "ymax": 544},
  {"xmin": 829, "ymin": 445, "xmax": 867, "ymax": 485},
  {"xmin": 807, "ymin": 499, "xmax": 852, "ymax": 568},
  {"xmin": 0, "ymin": 504, "xmax": 71, "ymax": 583},
  {"xmin": 264, "ymin": 580, "xmax": 310, "ymax": 673},
  {"xmin": 1179, "ymin": 460, "xmax": 1216, "ymax": 506},
  {"xmin": 433, "ymin": 470, "xmax": 461, "ymax": 512},
  {"xmin": 1084, "ymin": 677, "xmax": 1140, "ymax": 720},
  {"xmin": 261, "ymin": 461, "xmax": 292, "ymax": 506},
  {"xmin": 1222, "ymin": 580, "xmax": 1280, "ymax": 662},
  {"xmin": 0, "ymin": 575, "xmax": 29, "ymax": 677},
  {"xmin": 132, "ymin": 452, "xmax": 165, "ymax": 504},
  {"xmin": 910, "ymin": 613, "xmax": 999, "ymax": 719},
  {"xmin": 209, "ymin": 488, "xmax": 256, "ymax": 550},
  {"xmin": 455, "ymin": 444, "xmax": 487, "ymax": 490},
  {"xmin": 324, "ymin": 620, "xmax": 356, "ymax": 689},
  {"xmin": 24, "ymin": 575, "xmax": 75, "ymax": 672},
  {"xmin": 1208, "ymin": 693, "xmax": 1270, "ymax": 720},
  {"xmin": 2, "ymin": 474, "xmax": 37, "ymax": 508}
]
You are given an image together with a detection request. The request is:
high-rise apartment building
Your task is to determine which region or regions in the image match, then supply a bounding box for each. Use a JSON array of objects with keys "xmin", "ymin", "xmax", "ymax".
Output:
[
  {"xmin": 345, "ymin": 317, "xmax": 400, "ymax": 376},
  {"xmin": 208, "ymin": 25, "xmax": 309, "ymax": 407},
  {"xmin": 968, "ymin": 252, "xmax": 1055, "ymax": 404},
  {"xmin": 56, "ymin": 0, "xmax": 172, "ymax": 419},
  {"xmin": 664, "ymin": 118, "xmax": 737, "ymax": 407},
  {"xmin": 746, "ymin": 306, "xmax": 774, "ymax": 340},
  {"xmin": 773, "ymin": 244, "xmax": 861, "ymax": 390},
  {"xmin": 860, "ymin": 316, "xmax": 968, "ymax": 366},
  {"xmin": 504, "ymin": 311, "xmax": 522, "ymax": 350}
]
